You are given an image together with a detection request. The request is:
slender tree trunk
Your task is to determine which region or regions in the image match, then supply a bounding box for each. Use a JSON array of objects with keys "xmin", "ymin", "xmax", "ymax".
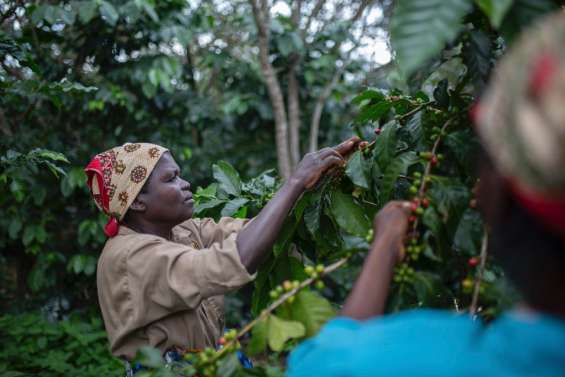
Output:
[
  {"xmin": 250, "ymin": 0, "xmax": 292, "ymax": 179},
  {"xmin": 308, "ymin": 70, "xmax": 340, "ymax": 152},
  {"xmin": 288, "ymin": 58, "xmax": 301, "ymax": 167}
]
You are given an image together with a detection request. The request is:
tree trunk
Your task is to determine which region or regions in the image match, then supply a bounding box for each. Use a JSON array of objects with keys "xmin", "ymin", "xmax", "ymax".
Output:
[
  {"xmin": 288, "ymin": 59, "xmax": 301, "ymax": 167},
  {"xmin": 250, "ymin": 0, "xmax": 292, "ymax": 179},
  {"xmin": 309, "ymin": 70, "xmax": 341, "ymax": 152}
]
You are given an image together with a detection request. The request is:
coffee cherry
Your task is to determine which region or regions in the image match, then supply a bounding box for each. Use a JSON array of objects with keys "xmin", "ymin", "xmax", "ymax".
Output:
[
  {"xmin": 462, "ymin": 278, "xmax": 474, "ymax": 293},
  {"xmin": 409, "ymin": 215, "xmax": 417, "ymax": 223},
  {"xmin": 283, "ymin": 280, "xmax": 293, "ymax": 292},
  {"xmin": 430, "ymin": 156, "xmax": 438, "ymax": 166},
  {"xmin": 419, "ymin": 151, "xmax": 433, "ymax": 160},
  {"xmin": 287, "ymin": 296, "xmax": 296, "ymax": 304},
  {"xmin": 422, "ymin": 198, "xmax": 430, "ymax": 208},
  {"xmin": 410, "ymin": 202, "xmax": 419, "ymax": 212},
  {"xmin": 413, "ymin": 172, "xmax": 422, "ymax": 178},
  {"xmin": 365, "ymin": 229, "xmax": 374, "ymax": 242},
  {"xmin": 305, "ymin": 265, "xmax": 314, "ymax": 275},
  {"xmin": 374, "ymin": 128, "xmax": 382, "ymax": 135},
  {"xmin": 292, "ymin": 280, "xmax": 300, "ymax": 289},
  {"xmin": 218, "ymin": 337, "xmax": 226, "ymax": 346},
  {"xmin": 276, "ymin": 286, "xmax": 284, "ymax": 294},
  {"xmin": 409, "ymin": 186, "xmax": 418, "ymax": 194},
  {"xmin": 315, "ymin": 280, "xmax": 325, "ymax": 290},
  {"xmin": 415, "ymin": 207, "xmax": 424, "ymax": 216},
  {"xmin": 269, "ymin": 290, "xmax": 279, "ymax": 299},
  {"xmin": 316, "ymin": 264, "xmax": 324, "ymax": 273},
  {"xmin": 468, "ymin": 257, "xmax": 480, "ymax": 267}
]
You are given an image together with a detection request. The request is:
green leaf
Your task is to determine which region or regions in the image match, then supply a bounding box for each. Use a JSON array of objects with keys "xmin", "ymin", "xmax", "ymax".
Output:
[
  {"xmin": 194, "ymin": 198, "xmax": 226, "ymax": 216},
  {"xmin": 281, "ymin": 290, "xmax": 335, "ymax": 337},
  {"xmin": 463, "ymin": 30, "xmax": 492, "ymax": 90},
  {"xmin": 99, "ymin": 0, "xmax": 119, "ymax": 26},
  {"xmin": 372, "ymin": 120, "xmax": 399, "ymax": 168},
  {"xmin": 329, "ymin": 190, "xmax": 370, "ymax": 237},
  {"xmin": 23, "ymin": 226, "xmax": 35, "ymax": 246},
  {"xmin": 74, "ymin": 1, "xmax": 99, "ymax": 23},
  {"xmin": 135, "ymin": 346, "xmax": 164, "ymax": 368},
  {"xmin": 355, "ymin": 101, "xmax": 391, "ymax": 124},
  {"xmin": 345, "ymin": 151, "xmax": 369, "ymax": 189},
  {"xmin": 475, "ymin": 0, "xmax": 513, "ymax": 28},
  {"xmin": 453, "ymin": 209, "xmax": 484, "ymax": 254},
  {"xmin": 304, "ymin": 191, "xmax": 323, "ymax": 237},
  {"xmin": 266, "ymin": 314, "xmax": 305, "ymax": 352},
  {"xmin": 8, "ymin": 218, "xmax": 22, "ymax": 239},
  {"xmin": 247, "ymin": 317, "xmax": 268, "ymax": 355},
  {"xmin": 221, "ymin": 198, "xmax": 249, "ymax": 217},
  {"xmin": 34, "ymin": 149, "xmax": 69, "ymax": 163},
  {"xmin": 217, "ymin": 353, "xmax": 241, "ymax": 377},
  {"xmin": 380, "ymin": 151, "xmax": 418, "ymax": 203},
  {"xmin": 391, "ymin": 0, "xmax": 472, "ymax": 76},
  {"xmin": 213, "ymin": 161, "xmax": 242, "ymax": 196},
  {"xmin": 352, "ymin": 89, "xmax": 385, "ymax": 105}
]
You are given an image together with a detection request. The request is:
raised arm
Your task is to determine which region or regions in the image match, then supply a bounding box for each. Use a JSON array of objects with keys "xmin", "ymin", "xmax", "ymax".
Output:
[
  {"xmin": 236, "ymin": 137, "xmax": 361, "ymax": 274},
  {"xmin": 340, "ymin": 201, "xmax": 411, "ymax": 320}
]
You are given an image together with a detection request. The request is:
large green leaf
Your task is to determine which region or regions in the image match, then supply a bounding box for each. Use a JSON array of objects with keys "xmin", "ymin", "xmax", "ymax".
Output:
[
  {"xmin": 279, "ymin": 290, "xmax": 335, "ymax": 337},
  {"xmin": 463, "ymin": 30, "xmax": 492, "ymax": 90},
  {"xmin": 267, "ymin": 315, "xmax": 305, "ymax": 352},
  {"xmin": 328, "ymin": 190, "xmax": 370, "ymax": 236},
  {"xmin": 475, "ymin": 0, "xmax": 514, "ymax": 28},
  {"xmin": 221, "ymin": 198, "xmax": 249, "ymax": 217},
  {"xmin": 372, "ymin": 120, "xmax": 399, "ymax": 169},
  {"xmin": 380, "ymin": 151, "xmax": 418, "ymax": 203},
  {"xmin": 213, "ymin": 161, "xmax": 242, "ymax": 196},
  {"xmin": 345, "ymin": 151, "xmax": 369, "ymax": 189},
  {"xmin": 391, "ymin": 0, "xmax": 472, "ymax": 76}
]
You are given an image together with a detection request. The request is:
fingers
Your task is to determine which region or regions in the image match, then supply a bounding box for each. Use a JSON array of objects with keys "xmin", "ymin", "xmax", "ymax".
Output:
[
  {"xmin": 320, "ymin": 155, "xmax": 343, "ymax": 172},
  {"xmin": 333, "ymin": 136, "xmax": 362, "ymax": 156},
  {"xmin": 318, "ymin": 147, "xmax": 343, "ymax": 160}
]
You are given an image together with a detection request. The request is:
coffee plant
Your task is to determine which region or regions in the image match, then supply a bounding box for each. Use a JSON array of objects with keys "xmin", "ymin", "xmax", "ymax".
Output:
[{"xmin": 2, "ymin": 0, "xmax": 562, "ymax": 376}]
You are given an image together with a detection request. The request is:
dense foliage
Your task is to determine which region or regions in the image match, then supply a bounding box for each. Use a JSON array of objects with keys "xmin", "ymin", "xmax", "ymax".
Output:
[{"xmin": 1, "ymin": 0, "xmax": 563, "ymax": 376}]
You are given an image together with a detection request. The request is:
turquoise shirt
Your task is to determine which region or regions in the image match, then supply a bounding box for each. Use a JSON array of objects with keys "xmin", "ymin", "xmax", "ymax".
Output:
[{"xmin": 286, "ymin": 309, "xmax": 565, "ymax": 377}]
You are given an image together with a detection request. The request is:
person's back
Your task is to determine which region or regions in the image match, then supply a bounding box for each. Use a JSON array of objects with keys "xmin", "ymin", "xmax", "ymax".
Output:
[{"xmin": 287, "ymin": 12, "xmax": 565, "ymax": 377}]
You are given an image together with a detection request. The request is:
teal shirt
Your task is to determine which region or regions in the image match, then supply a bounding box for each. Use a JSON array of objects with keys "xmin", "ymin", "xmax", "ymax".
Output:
[{"xmin": 286, "ymin": 309, "xmax": 565, "ymax": 377}]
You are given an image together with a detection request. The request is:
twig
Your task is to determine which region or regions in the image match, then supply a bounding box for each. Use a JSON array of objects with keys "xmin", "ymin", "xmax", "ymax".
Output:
[
  {"xmin": 213, "ymin": 257, "xmax": 349, "ymax": 360},
  {"xmin": 395, "ymin": 101, "xmax": 433, "ymax": 122},
  {"xmin": 410, "ymin": 117, "xmax": 454, "ymax": 232},
  {"xmin": 470, "ymin": 231, "xmax": 488, "ymax": 317}
]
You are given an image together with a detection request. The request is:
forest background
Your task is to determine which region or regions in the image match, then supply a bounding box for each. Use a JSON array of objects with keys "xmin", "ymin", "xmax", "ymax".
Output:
[{"xmin": 1, "ymin": 1, "xmax": 562, "ymax": 376}]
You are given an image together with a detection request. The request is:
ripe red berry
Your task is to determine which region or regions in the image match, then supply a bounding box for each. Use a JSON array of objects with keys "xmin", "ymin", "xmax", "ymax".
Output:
[
  {"xmin": 410, "ymin": 202, "xmax": 419, "ymax": 212},
  {"xmin": 468, "ymin": 257, "xmax": 480, "ymax": 267},
  {"xmin": 374, "ymin": 128, "xmax": 382, "ymax": 135},
  {"xmin": 431, "ymin": 156, "xmax": 438, "ymax": 166},
  {"xmin": 422, "ymin": 198, "xmax": 430, "ymax": 208},
  {"xmin": 409, "ymin": 215, "xmax": 417, "ymax": 223}
]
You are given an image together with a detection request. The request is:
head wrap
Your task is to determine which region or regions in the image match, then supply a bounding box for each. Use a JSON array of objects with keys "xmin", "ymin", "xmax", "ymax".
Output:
[
  {"xmin": 475, "ymin": 12, "xmax": 565, "ymax": 236},
  {"xmin": 84, "ymin": 143, "xmax": 168, "ymax": 237}
]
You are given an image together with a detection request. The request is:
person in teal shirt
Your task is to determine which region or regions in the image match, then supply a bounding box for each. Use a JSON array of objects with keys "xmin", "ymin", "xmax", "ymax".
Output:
[{"xmin": 287, "ymin": 12, "xmax": 565, "ymax": 377}]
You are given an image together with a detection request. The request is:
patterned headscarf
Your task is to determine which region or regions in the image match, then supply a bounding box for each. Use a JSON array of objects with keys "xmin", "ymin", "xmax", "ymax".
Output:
[
  {"xmin": 475, "ymin": 12, "xmax": 565, "ymax": 236},
  {"xmin": 85, "ymin": 143, "xmax": 168, "ymax": 237}
]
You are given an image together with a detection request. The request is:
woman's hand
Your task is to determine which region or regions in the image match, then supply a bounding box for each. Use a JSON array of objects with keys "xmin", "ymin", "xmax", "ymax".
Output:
[
  {"xmin": 371, "ymin": 201, "xmax": 412, "ymax": 264},
  {"xmin": 340, "ymin": 201, "xmax": 412, "ymax": 320},
  {"xmin": 291, "ymin": 136, "xmax": 361, "ymax": 189}
]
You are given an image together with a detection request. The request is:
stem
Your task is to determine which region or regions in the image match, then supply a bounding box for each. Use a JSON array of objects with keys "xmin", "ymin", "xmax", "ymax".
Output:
[
  {"xmin": 470, "ymin": 231, "xmax": 488, "ymax": 317},
  {"xmin": 213, "ymin": 257, "xmax": 349, "ymax": 360},
  {"xmin": 395, "ymin": 102, "xmax": 433, "ymax": 122},
  {"xmin": 410, "ymin": 117, "xmax": 454, "ymax": 232}
]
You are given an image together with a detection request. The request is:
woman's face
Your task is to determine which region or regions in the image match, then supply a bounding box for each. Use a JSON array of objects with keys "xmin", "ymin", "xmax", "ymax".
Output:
[{"xmin": 134, "ymin": 152, "xmax": 194, "ymax": 226}]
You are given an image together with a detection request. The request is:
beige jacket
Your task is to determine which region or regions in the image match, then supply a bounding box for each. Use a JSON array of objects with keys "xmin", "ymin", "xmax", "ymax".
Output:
[{"xmin": 96, "ymin": 217, "xmax": 255, "ymax": 360}]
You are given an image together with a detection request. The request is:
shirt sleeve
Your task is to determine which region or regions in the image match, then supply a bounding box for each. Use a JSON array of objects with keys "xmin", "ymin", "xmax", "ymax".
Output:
[
  {"xmin": 125, "ymin": 232, "xmax": 255, "ymax": 313},
  {"xmin": 197, "ymin": 217, "xmax": 251, "ymax": 248}
]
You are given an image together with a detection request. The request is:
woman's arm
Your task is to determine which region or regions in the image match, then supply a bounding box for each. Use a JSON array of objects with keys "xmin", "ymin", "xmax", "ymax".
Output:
[
  {"xmin": 340, "ymin": 201, "xmax": 411, "ymax": 320},
  {"xmin": 236, "ymin": 137, "xmax": 361, "ymax": 274}
]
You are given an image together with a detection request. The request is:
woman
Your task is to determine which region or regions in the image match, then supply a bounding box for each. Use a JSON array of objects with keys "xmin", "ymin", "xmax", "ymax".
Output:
[
  {"xmin": 84, "ymin": 138, "xmax": 361, "ymax": 366},
  {"xmin": 286, "ymin": 12, "xmax": 565, "ymax": 377}
]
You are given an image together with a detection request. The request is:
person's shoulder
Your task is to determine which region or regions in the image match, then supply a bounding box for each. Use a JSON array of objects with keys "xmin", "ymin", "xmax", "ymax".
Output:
[
  {"xmin": 101, "ymin": 228, "xmax": 167, "ymax": 261},
  {"xmin": 287, "ymin": 310, "xmax": 481, "ymax": 377}
]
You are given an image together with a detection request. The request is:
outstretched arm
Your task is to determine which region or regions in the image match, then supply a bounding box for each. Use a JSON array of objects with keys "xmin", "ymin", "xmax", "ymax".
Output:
[
  {"xmin": 340, "ymin": 201, "xmax": 411, "ymax": 320},
  {"xmin": 236, "ymin": 137, "xmax": 361, "ymax": 274}
]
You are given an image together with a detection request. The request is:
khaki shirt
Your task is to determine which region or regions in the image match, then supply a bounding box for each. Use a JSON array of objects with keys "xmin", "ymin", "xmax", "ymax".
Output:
[{"xmin": 96, "ymin": 217, "xmax": 255, "ymax": 360}]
